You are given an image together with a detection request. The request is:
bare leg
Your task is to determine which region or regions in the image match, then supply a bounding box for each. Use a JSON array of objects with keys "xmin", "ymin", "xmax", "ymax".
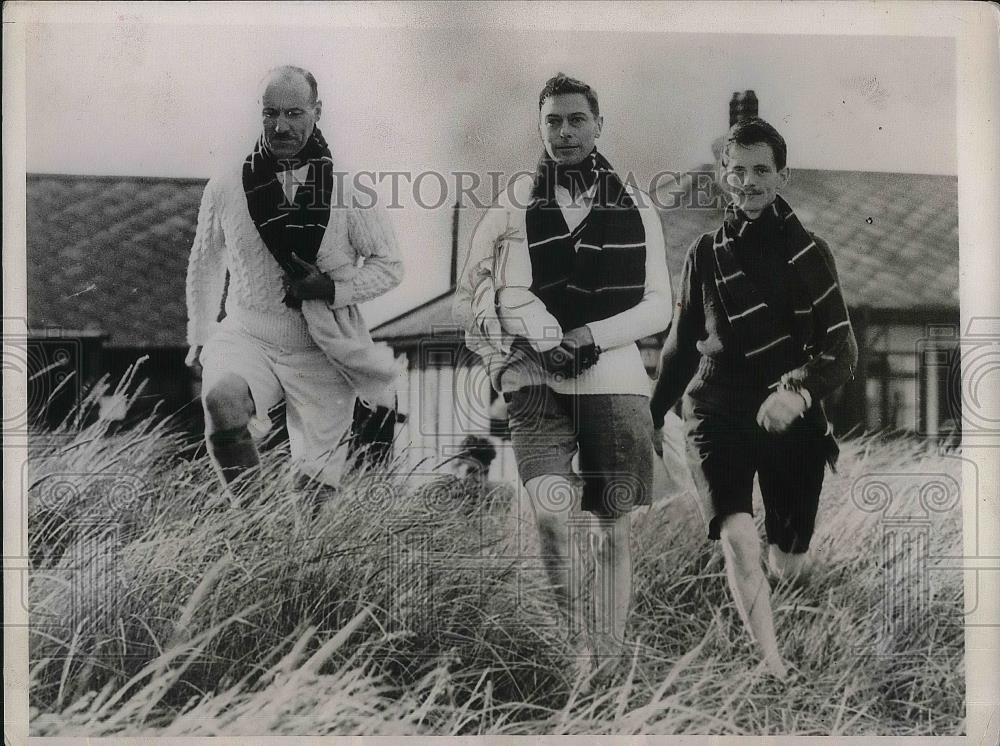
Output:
[
  {"xmin": 203, "ymin": 374, "xmax": 259, "ymax": 491},
  {"xmin": 591, "ymin": 512, "xmax": 632, "ymax": 657},
  {"xmin": 719, "ymin": 513, "xmax": 787, "ymax": 679},
  {"xmin": 768, "ymin": 544, "xmax": 811, "ymax": 586},
  {"xmin": 524, "ymin": 474, "xmax": 587, "ymax": 638}
]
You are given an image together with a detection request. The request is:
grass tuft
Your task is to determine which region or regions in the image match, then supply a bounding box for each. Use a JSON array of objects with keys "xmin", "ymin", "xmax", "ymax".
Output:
[{"xmin": 28, "ymin": 392, "xmax": 965, "ymax": 735}]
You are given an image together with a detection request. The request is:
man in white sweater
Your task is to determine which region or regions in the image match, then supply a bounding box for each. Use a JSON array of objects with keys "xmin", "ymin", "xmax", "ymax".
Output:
[
  {"xmin": 186, "ymin": 66, "xmax": 403, "ymax": 493},
  {"xmin": 454, "ymin": 73, "xmax": 672, "ymax": 681}
]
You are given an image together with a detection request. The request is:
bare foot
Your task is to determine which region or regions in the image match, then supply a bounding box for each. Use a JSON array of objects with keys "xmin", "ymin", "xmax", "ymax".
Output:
[
  {"xmin": 765, "ymin": 656, "xmax": 789, "ymax": 681},
  {"xmin": 569, "ymin": 638, "xmax": 597, "ymax": 694}
]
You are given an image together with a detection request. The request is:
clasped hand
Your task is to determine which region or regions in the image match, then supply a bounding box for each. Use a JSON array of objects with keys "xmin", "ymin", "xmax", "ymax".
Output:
[
  {"xmin": 511, "ymin": 325, "xmax": 600, "ymax": 380},
  {"xmin": 542, "ymin": 325, "xmax": 600, "ymax": 379},
  {"xmin": 756, "ymin": 389, "xmax": 808, "ymax": 434},
  {"xmin": 283, "ymin": 254, "xmax": 337, "ymax": 301}
]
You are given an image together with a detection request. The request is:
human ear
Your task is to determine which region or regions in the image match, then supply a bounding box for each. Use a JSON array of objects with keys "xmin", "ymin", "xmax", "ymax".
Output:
[{"xmin": 718, "ymin": 160, "xmax": 736, "ymax": 195}]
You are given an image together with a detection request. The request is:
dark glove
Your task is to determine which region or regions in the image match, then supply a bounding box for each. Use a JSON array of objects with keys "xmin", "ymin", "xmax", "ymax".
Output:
[
  {"xmin": 551, "ymin": 325, "xmax": 601, "ymax": 378},
  {"xmin": 542, "ymin": 340, "xmax": 601, "ymax": 380},
  {"xmin": 508, "ymin": 336, "xmax": 601, "ymax": 381},
  {"xmin": 650, "ymin": 404, "xmax": 666, "ymax": 431},
  {"xmin": 651, "ymin": 422, "xmax": 664, "ymax": 457}
]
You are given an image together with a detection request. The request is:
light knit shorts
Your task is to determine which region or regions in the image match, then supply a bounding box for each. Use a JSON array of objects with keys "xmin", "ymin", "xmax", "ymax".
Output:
[{"xmin": 201, "ymin": 319, "xmax": 356, "ymax": 486}]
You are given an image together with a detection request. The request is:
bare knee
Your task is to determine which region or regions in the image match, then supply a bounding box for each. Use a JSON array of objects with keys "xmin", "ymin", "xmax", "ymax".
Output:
[
  {"xmin": 525, "ymin": 475, "xmax": 572, "ymax": 519},
  {"xmin": 525, "ymin": 474, "xmax": 575, "ymax": 541},
  {"xmin": 203, "ymin": 376, "xmax": 254, "ymax": 432},
  {"xmin": 719, "ymin": 513, "xmax": 762, "ymax": 576},
  {"xmin": 768, "ymin": 544, "xmax": 810, "ymax": 581}
]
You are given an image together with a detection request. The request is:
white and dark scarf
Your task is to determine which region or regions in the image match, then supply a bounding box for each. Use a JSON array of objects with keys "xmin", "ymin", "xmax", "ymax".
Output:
[
  {"xmin": 242, "ymin": 126, "xmax": 335, "ymax": 309},
  {"xmin": 523, "ymin": 149, "xmax": 646, "ymax": 331},
  {"xmin": 711, "ymin": 194, "xmax": 852, "ymax": 384}
]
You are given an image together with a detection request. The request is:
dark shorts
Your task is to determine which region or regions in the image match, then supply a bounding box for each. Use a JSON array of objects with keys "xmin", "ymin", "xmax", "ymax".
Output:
[
  {"xmin": 505, "ymin": 385, "xmax": 654, "ymax": 518},
  {"xmin": 682, "ymin": 386, "xmax": 829, "ymax": 553}
]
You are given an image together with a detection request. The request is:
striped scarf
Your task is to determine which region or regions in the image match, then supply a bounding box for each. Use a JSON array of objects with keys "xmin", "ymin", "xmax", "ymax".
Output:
[
  {"xmin": 712, "ymin": 195, "xmax": 852, "ymax": 386},
  {"xmin": 524, "ymin": 150, "xmax": 646, "ymax": 331},
  {"xmin": 242, "ymin": 127, "xmax": 334, "ymax": 309}
]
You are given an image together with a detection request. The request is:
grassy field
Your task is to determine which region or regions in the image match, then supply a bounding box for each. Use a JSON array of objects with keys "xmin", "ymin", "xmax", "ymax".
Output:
[{"xmin": 25, "ymin": 388, "xmax": 965, "ymax": 736}]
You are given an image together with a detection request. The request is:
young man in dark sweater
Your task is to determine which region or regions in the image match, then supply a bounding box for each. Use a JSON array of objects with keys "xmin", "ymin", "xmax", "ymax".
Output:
[{"xmin": 650, "ymin": 117, "xmax": 858, "ymax": 679}]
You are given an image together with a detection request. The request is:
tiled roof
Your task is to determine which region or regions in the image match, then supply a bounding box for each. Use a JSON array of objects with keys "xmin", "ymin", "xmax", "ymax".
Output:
[
  {"xmin": 27, "ymin": 174, "xmax": 207, "ymax": 347},
  {"xmin": 369, "ymin": 289, "xmax": 460, "ymax": 342},
  {"xmin": 25, "ymin": 169, "xmax": 958, "ymax": 347},
  {"xmin": 652, "ymin": 167, "xmax": 959, "ymax": 310},
  {"xmin": 373, "ymin": 168, "xmax": 959, "ymax": 341}
]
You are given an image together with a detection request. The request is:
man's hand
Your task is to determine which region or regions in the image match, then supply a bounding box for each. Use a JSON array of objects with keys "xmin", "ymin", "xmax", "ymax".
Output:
[
  {"xmin": 756, "ymin": 389, "xmax": 808, "ymax": 434},
  {"xmin": 284, "ymin": 254, "xmax": 337, "ymax": 302},
  {"xmin": 561, "ymin": 325, "xmax": 595, "ymax": 351},
  {"xmin": 651, "ymin": 423, "xmax": 664, "ymax": 457},
  {"xmin": 508, "ymin": 328, "xmax": 601, "ymax": 381},
  {"xmin": 650, "ymin": 400, "xmax": 666, "ymax": 431},
  {"xmin": 185, "ymin": 345, "xmax": 204, "ymax": 378},
  {"xmin": 548, "ymin": 325, "xmax": 601, "ymax": 375}
]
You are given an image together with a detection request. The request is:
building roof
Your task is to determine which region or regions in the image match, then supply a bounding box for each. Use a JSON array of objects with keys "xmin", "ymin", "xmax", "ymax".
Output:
[
  {"xmin": 26, "ymin": 174, "xmax": 207, "ymax": 347},
  {"xmin": 368, "ymin": 289, "xmax": 461, "ymax": 343},
  {"xmin": 372, "ymin": 168, "xmax": 959, "ymax": 341},
  {"xmin": 24, "ymin": 168, "xmax": 958, "ymax": 347},
  {"xmin": 653, "ymin": 167, "xmax": 960, "ymax": 311}
]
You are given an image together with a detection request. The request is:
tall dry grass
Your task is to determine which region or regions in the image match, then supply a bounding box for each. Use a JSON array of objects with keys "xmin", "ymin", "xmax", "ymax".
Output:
[{"xmin": 26, "ymin": 379, "xmax": 964, "ymax": 736}]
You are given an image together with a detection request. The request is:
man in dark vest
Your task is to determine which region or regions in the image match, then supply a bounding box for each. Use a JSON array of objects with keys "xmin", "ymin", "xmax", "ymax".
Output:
[
  {"xmin": 454, "ymin": 73, "xmax": 672, "ymax": 683},
  {"xmin": 650, "ymin": 117, "xmax": 858, "ymax": 679}
]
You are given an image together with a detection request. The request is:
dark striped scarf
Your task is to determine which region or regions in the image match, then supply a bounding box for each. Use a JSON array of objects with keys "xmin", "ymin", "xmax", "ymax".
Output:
[
  {"xmin": 242, "ymin": 127, "xmax": 335, "ymax": 309},
  {"xmin": 711, "ymin": 195, "xmax": 852, "ymax": 386},
  {"xmin": 524, "ymin": 150, "xmax": 646, "ymax": 331}
]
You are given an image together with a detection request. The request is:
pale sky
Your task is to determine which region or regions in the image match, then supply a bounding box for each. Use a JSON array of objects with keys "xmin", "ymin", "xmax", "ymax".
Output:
[{"xmin": 24, "ymin": 16, "xmax": 956, "ymax": 325}]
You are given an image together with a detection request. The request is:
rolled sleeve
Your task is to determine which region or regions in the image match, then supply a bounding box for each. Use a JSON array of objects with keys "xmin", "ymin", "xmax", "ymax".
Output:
[{"xmin": 330, "ymin": 201, "xmax": 403, "ymax": 308}]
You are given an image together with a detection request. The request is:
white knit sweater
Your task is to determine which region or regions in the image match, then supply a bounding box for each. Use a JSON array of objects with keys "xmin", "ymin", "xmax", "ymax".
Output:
[
  {"xmin": 453, "ymin": 173, "xmax": 672, "ymax": 397},
  {"xmin": 186, "ymin": 164, "xmax": 403, "ymax": 349}
]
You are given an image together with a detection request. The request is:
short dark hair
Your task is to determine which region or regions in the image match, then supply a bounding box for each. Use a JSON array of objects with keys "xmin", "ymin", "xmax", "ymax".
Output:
[
  {"xmin": 263, "ymin": 65, "xmax": 319, "ymax": 104},
  {"xmin": 722, "ymin": 117, "xmax": 787, "ymax": 171},
  {"xmin": 538, "ymin": 72, "xmax": 600, "ymax": 118}
]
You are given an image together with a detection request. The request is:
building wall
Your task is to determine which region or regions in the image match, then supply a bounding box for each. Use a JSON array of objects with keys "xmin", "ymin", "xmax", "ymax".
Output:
[
  {"xmin": 394, "ymin": 350, "xmax": 520, "ymax": 483},
  {"xmin": 31, "ymin": 305, "xmax": 959, "ymax": 481},
  {"xmin": 25, "ymin": 331, "xmax": 106, "ymax": 429},
  {"xmin": 386, "ymin": 305, "xmax": 963, "ymax": 478},
  {"xmin": 103, "ymin": 347, "xmax": 202, "ymax": 429},
  {"xmin": 852, "ymin": 310, "xmax": 962, "ymax": 437}
]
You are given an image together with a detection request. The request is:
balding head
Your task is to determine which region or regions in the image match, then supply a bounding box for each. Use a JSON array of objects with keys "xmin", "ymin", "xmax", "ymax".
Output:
[
  {"xmin": 259, "ymin": 65, "xmax": 319, "ymax": 105},
  {"xmin": 259, "ymin": 65, "xmax": 322, "ymax": 160}
]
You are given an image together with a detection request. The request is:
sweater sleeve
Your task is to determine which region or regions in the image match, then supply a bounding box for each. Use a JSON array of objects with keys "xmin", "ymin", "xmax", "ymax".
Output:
[
  {"xmin": 332, "ymin": 201, "xmax": 404, "ymax": 308},
  {"xmin": 492, "ymin": 214, "xmax": 562, "ymax": 352},
  {"xmin": 186, "ymin": 178, "xmax": 229, "ymax": 346},
  {"xmin": 649, "ymin": 236, "xmax": 705, "ymax": 427},
  {"xmin": 452, "ymin": 203, "xmax": 514, "ymax": 383},
  {"xmin": 785, "ymin": 236, "xmax": 859, "ymax": 401},
  {"xmin": 585, "ymin": 199, "xmax": 673, "ymax": 351}
]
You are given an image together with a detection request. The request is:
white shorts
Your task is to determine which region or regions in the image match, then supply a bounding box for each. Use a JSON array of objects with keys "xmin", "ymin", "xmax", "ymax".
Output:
[{"xmin": 201, "ymin": 320, "xmax": 356, "ymax": 485}]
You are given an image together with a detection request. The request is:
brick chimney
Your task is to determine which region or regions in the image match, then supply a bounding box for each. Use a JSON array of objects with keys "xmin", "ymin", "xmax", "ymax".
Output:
[
  {"xmin": 713, "ymin": 90, "xmax": 760, "ymax": 162},
  {"xmin": 729, "ymin": 90, "xmax": 759, "ymax": 126}
]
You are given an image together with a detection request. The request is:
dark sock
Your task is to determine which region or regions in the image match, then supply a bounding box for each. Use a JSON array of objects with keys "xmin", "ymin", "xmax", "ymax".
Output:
[
  {"xmin": 207, "ymin": 425, "xmax": 260, "ymax": 487},
  {"xmin": 295, "ymin": 472, "xmax": 338, "ymax": 518}
]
